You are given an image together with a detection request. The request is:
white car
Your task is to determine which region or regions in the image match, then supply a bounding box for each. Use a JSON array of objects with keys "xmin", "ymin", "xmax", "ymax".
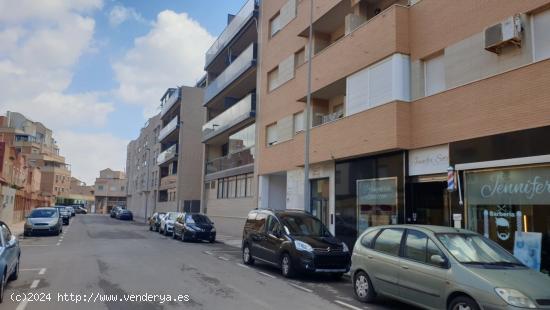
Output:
[{"xmin": 159, "ymin": 212, "xmax": 183, "ymax": 236}]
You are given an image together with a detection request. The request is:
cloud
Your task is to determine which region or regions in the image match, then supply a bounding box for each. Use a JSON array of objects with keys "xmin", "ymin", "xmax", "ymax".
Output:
[
  {"xmin": 0, "ymin": 0, "xmax": 102, "ymax": 24},
  {"xmin": 108, "ymin": 5, "xmax": 148, "ymax": 27},
  {"xmin": 56, "ymin": 131, "xmax": 128, "ymax": 184},
  {"xmin": 113, "ymin": 10, "xmax": 215, "ymax": 116}
]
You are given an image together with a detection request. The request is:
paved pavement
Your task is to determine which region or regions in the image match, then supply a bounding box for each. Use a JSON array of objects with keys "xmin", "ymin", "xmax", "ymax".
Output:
[{"xmin": 3, "ymin": 214, "xmax": 413, "ymax": 310}]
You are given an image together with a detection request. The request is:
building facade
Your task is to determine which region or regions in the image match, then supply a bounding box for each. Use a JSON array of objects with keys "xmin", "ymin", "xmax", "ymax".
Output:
[
  {"xmin": 257, "ymin": 0, "xmax": 550, "ymax": 276},
  {"xmin": 64, "ymin": 177, "xmax": 95, "ymax": 211},
  {"xmin": 94, "ymin": 169, "xmax": 127, "ymax": 214},
  {"xmin": 126, "ymin": 114, "xmax": 161, "ymax": 221},
  {"xmin": 201, "ymin": 0, "xmax": 259, "ymax": 238},
  {"xmin": 156, "ymin": 86, "xmax": 204, "ymax": 214}
]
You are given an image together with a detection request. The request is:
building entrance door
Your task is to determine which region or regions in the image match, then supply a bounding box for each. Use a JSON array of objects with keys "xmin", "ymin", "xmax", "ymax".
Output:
[
  {"xmin": 410, "ymin": 180, "xmax": 449, "ymax": 226},
  {"xmin": 311, "ymin": 178, "xmax": 329, "ymax": 227}
]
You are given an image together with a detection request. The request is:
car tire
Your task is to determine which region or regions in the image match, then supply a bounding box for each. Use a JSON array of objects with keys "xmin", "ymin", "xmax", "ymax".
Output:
[
  {"xmin": 354, "ymin": 271, "xmax": 376, "ymax": 303},
  {"xmin": 209, "ymin": 236, "xmax": 215, "ymax": 243},
  {"xmin": 55, "ymin": 229, "xmax": 60, "ymax": 236},
  {"xmin": 172, "ymin": 231, "xmax": 177, "ymax": 239},
  {"xmin": 281, "ymin": 253, "xmax": 295, "ymax": 278},
  {"xmin": 242, "ymin": 244, "xmax": 254, "ymax": 265},
  {"xmin": 164, "ymin": 226, "xmax": 168, "ymax": 236},
  {"xmin": 0, "ymin": 271, "xmax": 6, "ymax": 303},
  {"xmin": 149, "ymin": 225, "xmax": 152, "ymax": 231},
  {"xmin": 9, "ymin": 259, "xmax": 19, "ymax": 281},
  {"xmin": 448, "ymin": 296, "xmax": 479, "ymax": 310},
  {"xmin": 330, "ymin": 272, "xmax": 344, "ymax": 280}
]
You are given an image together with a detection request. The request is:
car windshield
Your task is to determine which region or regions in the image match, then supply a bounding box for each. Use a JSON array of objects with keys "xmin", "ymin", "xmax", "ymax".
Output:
[
  {"xmin": 185, "ymin": 214, "xmax": 211, "ymax": 224},
  {"xmin": 279, "ymin": 214, "xmax": 331, "ymax": 237},
  {"xmin": 30, "ymin": 209, "xmax": 57, "ymax": 218},
  {"xmin": 56, "ymin": 207, "xmax": 66, "ymax": 211},
  {"xmin": 437, "ymin": 233, "xmax": 524, "ymax": 266}
]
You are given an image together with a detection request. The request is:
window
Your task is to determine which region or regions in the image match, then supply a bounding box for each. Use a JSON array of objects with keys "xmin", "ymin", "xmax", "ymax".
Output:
[
  {"xmin": 404, "ymin": 230, "xmax": 428, "ymax": 263},
  {"xmin": 1, "ymin": 225, "xmax": 11, "ymax": 246},
  {"xmin": 293, "ymin": 111, "xmax": 304, "ymax": 134},
  {"xmin": 424, "ymin": 53, "xmax": 445, "ymax": 96},
  {"xmin": 266, "ymin": 123, "xmax": 278, "ymax": 146},
  {"xmin": 373, "ymin": 229, "xmax": 404, "ymax": 256},
  {"xmin": 266, "ymin": 216, "xmax": 282, "ymax": 234},
  {"xmin": 270, "ymin": 12, "xmax": 281, "ymax": 37},
  {"xmin": 217, "ymin": 178, "xmax": 224, "ymax": 199},
  {"xmin": 236, "ymin": 175, "xmax": 246, "ymax": 198},
  {"xmin": 268, "ymin": 67, "xmax": 279, "ymax": 91},
  {"xmin": 256, "ymin": 213, "xmax": 267, "ymax": 231},
  {"xmin": 98, "ymin": 185, "xmax": 104, "ymax": 191},
  {"xmin": 360, "ymin": 229, "xmax": 380, "ymax": 248},
  {"xmin": 294, "ymin": 47, "xmax": 306, "ymax": 68},
  {"xmin": 227, "ymin": 176, "xmax": 236, "ymax": 198},
  {"xmin": 426, "ymin": 239, "xmax": 445, "ymax": 267},
  {"xmin": 533, "ymin": 9, "xmax": 550, "ymax": 61},
  {"xmin": 246, "ymin": 173, "xmax": 254, "ymax": 197}
]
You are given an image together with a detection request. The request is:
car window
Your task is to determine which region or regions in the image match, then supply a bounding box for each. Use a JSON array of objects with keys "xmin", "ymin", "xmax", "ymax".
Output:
[
  {"xmin": 360, "ymin": 229, "xmax": 380, "ymax": 248},
  {"xmin": 404, "ymin": 230, "xmax": 429, "ymax": 263},
  {"xmin": 426, "ymin": 239, "xmax": 445, "ymax": 267},
  {"xmin": 373, "ymin": 228, "xmax": 404, "ymax": 256},
  {"xmin": 0, "ymin": 225, "xmax": 9, "ymax": 246},
  {"xmin": 266, "ymin": 216, "xmax": 281, "ymax": 234},
  {"xmin": 255, "ymin": 213, "xmax": 267, "ymax": 232}
]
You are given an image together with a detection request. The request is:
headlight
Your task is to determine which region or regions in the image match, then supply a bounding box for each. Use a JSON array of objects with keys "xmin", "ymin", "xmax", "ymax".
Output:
[
  {"xmin": 495, "ymin": 288, "xmax": 536, "ymax": 308},
  {"xmin": 294, "ymin": 240, "xmax": 313, "ymax": 252},
  {"xmin": 342, "ymin": 243, "xmax": 349, "ymax": 252},
  {"xmin": 211, "ymin": 227, "xmax": 216, "ymax": 232}
]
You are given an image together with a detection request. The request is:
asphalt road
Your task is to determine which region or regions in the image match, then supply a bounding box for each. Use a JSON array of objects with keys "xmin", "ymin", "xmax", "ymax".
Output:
[{"xmin": 3, "ymin": 214, "xmax": 413, "ymax": 310}]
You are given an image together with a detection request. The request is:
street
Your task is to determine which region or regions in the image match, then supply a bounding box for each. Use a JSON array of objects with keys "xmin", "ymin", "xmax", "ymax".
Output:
[{"xmin": 3, "ymin": 214, "xmax": 413, "ymax": 310}]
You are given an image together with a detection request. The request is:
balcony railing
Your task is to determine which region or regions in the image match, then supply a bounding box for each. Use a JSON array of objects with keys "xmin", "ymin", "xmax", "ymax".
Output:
[
  {"xmin": 157, "ymin": 144, "xmax": 178, "ymax": 165},
  {"xmin": 206, "ymin": 147, "xmax": 254, "ymax": 175},
  {"xmin": 161, "ymin": 90, "xmax": 180, "ymax": 117},
  {"xmin": 202, "ymin": 93, "xmax": 255, "ymax": 141},
  {"xmin": 204, "ymin": 0, "xmax": 258, "ymax": 68},
  {"xmin": 158, "ymin": 116, "xmax": 179, "ymax": 142},
  {"xmin": 204, "ymin": 43, "xmax": 257, "ymax": 105},
  {"xmin": 313, "ymin": 109, "xmax": 344, "ymax": 127}
]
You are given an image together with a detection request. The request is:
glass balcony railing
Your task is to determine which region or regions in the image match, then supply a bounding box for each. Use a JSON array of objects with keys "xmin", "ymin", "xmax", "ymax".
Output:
[
  {"xmin": 202, "ymin": 93, "xmax": 255, "ymax": 141},
  {"xmin": 204, "ymin": 0, "xmax": 258, "ymax": 68},
  {"xmin": 160, "ymin": 90, "xmax": 180, "ymax": 117},
  {"xmin": 204, "ymin": 43, "xmax": 256, "ymax": 105},
  {"xmin": 158, "ymin": 116, "xmax": 179, "ymax": 142},
  {"xmin": 157, "ymin": 144, "xmax": 178, "ymax": 165},
  {"xmin": 205, "ymin": 147, "xmax": 254, "ymax": 175}
]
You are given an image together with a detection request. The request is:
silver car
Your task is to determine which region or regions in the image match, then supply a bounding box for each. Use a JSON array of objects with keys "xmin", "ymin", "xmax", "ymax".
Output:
[
  {"xmin": 351, "ymin": 225, "xmax": 550, "ymax": 310},
  {"xmin": 24, "ymin": 208, "xmax": 63, "ymax": 236}
]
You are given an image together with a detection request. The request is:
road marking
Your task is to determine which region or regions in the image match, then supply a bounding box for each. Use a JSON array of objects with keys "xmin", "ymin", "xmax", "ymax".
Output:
[
  {"xmin": 236, "ymin": 263, "xmax": 251, "ymax": 269},
  {"xmin": 20, "ymin": 244, "xmax": 51, "ymax": 247},
  {"xmin": 289, "ymin": 282, "xmax": 313, "ymax": 293},
  {"xmin": 56, "ymin": 242, "xmax": 61, "ymax": 246},
  {"xmin": 20, "ymin": 268, "xmax": 41, "ymax": 271},
  {"xmin": 218, "ymin": 256, "xmax": 230, "ymax": 261},
  {"xmin": 258, "ymin": 271, "xmax": 276, "ymax": 279},
  {"xmin": 39, "ymin": 268, "xmax": 46, "ymax": 275},
  {"xmin": 204, "ymin": 251, "xmax": 213, "ymax": 255},
  {"xmin": 334, "ymin": 300, "xmax": 365, "ymax": 310},
  {"xmin": 15, "ymin": 299, "xmax": 28, "ymax": 310},
  {"xmin": 30, "ymin": 279, "xmax": 40, "ymax": 289}
]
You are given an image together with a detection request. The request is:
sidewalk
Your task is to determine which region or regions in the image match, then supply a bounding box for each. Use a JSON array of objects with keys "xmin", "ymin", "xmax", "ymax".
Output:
[
  {"xmin": 10, "ymin": 220, "xmax": 25, "ymax": 237},
  {"xmin": 216, "ymin": 234, "xmax": 242, "ymax": 248}
]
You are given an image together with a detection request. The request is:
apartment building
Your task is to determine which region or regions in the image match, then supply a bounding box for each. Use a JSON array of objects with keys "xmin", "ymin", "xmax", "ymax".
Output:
[
  {"xmin": 126, "ymin": 114, "xmax": 161, "ymax": 220},
  {"xmin": 94, "ymin": 169, "xmax": 127, "ymax": 214},
  {"xmin": 66, "ymin": 177, "xmax": 95, "ymax": 210},
  {"xmin": 156, "ymin": 86, "xmax": 204, "ymax": 213},
  {"xmin": 257, "ymin": 0, "xmax": 550, "ymax": 274},
  {"xmin": 201, "ymin": 0, "xmax": 259, "ymax": 237}
]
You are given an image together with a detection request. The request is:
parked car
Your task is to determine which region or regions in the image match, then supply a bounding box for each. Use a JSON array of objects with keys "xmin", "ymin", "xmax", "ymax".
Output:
[
  {"xmin": 110, "ymin": 206, "xmax": 123, "ymax": 218},
  {"xmin": 148, "ymin": 212, "xmax": 166, "ymax": 232},
  {"xmin": 242, "ymin": 209, "xmax": 350, "ymax": 278},
  {"xmin": 53, "ymin": 206, "xmax": 70, "ymax": 225},
  {"xmin": 159, "ymin": 212, "xmax": 183, "ymax": 236},
  {"xmin": 173, "ymin": 213, "xmax": 216, "ymax": 242},
  {"xmin": 75, "ymin": 206, "xmax": 87, "ymax": 214},
  {"xmin": 351, "ymin": 225, "xmax": 550, "ymax": 310},
  {"xmin": 116, "ymin": 209, "xmax": 133, "ymax": 221},
  {"xmin": 24, "ymin": 208, "xmax": 63, "ymax": 236},
  {"xmin": 66, "ymin": 206, "xmax": 76, "ymax": 217},
  {"xmin": 0, "ymin": 220, "xmax": 20, "ymax": 303}
]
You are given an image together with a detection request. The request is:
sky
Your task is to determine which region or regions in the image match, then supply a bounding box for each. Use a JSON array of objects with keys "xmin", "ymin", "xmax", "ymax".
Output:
[{"xmin": 0, "ymin": 0, "xmax": 244, "ymax": 184}]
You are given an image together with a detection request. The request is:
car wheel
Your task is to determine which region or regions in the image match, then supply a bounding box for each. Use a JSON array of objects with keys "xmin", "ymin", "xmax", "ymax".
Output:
[
  {"xmin": 209, "ymin": 236, "xmax": 215, "ymax": 243},
  {"xmin": 0, "ymin": 271, "xmax": 6, "ymax": 303},
  {"xmin": 354, "ymin": 271, "xmax": 376, "ymax": 303},
  {"xmin": 242, "ymin": 244, "xmax": 254, "ymax": 265},
  {"xmin": 172, "ymin": 231, "xmax": 177, "ymax": 239},
  {"xmin": 55, "ymin": 229, "xmax": 60, "ymax": 236},
  {"xmin": 164, "ymin": 226, "xmax": 168, "ymax": 236},
  {"xmin": 9, "ymin": 259, "xmax": 19, "ymax": 281},
  {"xmin": 281, "ymin": 253, "xmax": 295, "ymax": 278},
  {"xmin": 149, "ymin": 225, "xmax": 152, "ymax": 231},
  {"xmin": 449, "ymin": 296, "xmax": 479, "ymax": 310}
]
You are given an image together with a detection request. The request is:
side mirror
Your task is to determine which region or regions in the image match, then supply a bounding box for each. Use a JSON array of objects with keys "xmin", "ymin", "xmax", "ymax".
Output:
[
  {"xmin": 430, "ymin": 254, "xmax": 447, "ymax": 267},
  {"xmin": 7, "ymin": 235, "xmax": 17, "ymax": 247}
]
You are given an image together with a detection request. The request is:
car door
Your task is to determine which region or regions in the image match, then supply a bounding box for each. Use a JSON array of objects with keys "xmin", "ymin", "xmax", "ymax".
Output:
[
  {"xmin": 263, "ymin": 216, "xmax": 284, "ymax": 264},
  {"xmin": 250, "ymin": 213, "xmax": 269, "ymax": 261},
  {"xmin": 368, "ymin": 228, "xmax": 404, "ymax": 297},
  {"xmin": 399, "ymin": 229, "xmax": 449, "ymax": 309},
  {"xmin": 1, "ymin": 225, "xmax": 15, "ymax": 275}
]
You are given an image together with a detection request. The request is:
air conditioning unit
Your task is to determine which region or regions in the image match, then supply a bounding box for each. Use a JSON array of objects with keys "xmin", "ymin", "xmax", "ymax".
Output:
[{"xmin": 484, "ymin": 15, "xmax": 522, "ymax": 54}]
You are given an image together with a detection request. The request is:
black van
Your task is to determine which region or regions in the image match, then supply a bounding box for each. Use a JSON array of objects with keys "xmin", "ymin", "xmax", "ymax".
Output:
[{"xmin": 241, "ymin": 209, "xmax": 351, "ymax": 278}]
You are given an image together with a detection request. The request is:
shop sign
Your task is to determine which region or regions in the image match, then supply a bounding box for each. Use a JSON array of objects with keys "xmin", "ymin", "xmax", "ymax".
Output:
[
  {"xmin": 408, "ymin": 145, "xmax": 449, "ymax": 176},
  {"xmin": 357, "ymin": 177, "xmax": 397, "ymax": 206},
  {"xmin": 466, "ymin": 166, "xmax": 550, "ymax": 205}
]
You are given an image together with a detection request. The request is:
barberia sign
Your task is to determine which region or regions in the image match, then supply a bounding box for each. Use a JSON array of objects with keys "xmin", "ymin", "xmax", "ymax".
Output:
[{"xmin": 466, "ymin": 166, "xmax": 550, "ymax": 205}]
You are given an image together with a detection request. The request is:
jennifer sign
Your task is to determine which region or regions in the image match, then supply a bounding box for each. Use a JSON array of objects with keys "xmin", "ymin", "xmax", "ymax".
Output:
[{"xmin": 466, "ymin": 166, "xmax": 550, "ymax": 205}]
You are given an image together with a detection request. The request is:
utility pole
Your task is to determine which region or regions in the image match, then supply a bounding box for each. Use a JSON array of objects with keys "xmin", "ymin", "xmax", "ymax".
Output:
[{"xmin": 304, "ymin": 0, "xmax": 313, "ymax": 213}]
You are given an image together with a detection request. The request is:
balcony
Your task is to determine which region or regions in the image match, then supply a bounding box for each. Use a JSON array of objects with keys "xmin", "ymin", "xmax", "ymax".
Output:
[
  {"xmin": 160, "ymin": 90, "xmax": 180, "ymax": 117},
  {"xmin": 204, "ymin": 0, "xmax": 258, "ymax": 69},
  {"xmin": 158, "ymin": 116, "xmax": 179, "ymax": 142},
  {"xmin": 206, "ymin": 147, "xmax": 254, "ymax": 175},
  {"xmin": 159, "ymin": 175, "xmax": 177, "ymax": 190},
  {"xmin": 204, "ymin": 43, "xmax": 257, "ymax": 105},
  {"xmin": 157, "ymin": 144, "xmax": 178, "ymax": 166},
  {"xmin": 202, "ymin": 93, "xmax": 255, "ymax": 142}
]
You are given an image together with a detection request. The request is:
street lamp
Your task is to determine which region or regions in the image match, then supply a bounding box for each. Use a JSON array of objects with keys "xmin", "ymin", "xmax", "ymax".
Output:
[{"xmin": 303, "ymin": 0, "xmax": 314, "ymax": 213}]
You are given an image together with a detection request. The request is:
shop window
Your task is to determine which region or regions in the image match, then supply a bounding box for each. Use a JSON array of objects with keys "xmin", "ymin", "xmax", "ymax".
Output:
[
  {"xmin": 533, "ymin": 9, "xmax": 550, "ymax": 62},
  {"xmin": 237, "ymin": 175, "xmax": 247, "ymax": 198},
  {"xmin": 227, "ymin": 176, "xmax": 236, "ymax": 198},
  {"xmin": 424, "ymin": 52, "xmax": 445, "ymax": 96},
  {"xmin": 246, "ymin": 173, "xmax": 254, "ymax": 197}
]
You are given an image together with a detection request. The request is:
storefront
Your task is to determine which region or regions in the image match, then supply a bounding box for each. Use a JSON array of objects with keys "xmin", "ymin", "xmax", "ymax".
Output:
[
  {"xmin": 334, "ymin": 151, "xmax": 405, "ymax": 247},
  {"xmin": 451, "ymin": 126, "xmax": 550, "ymax": 276}
]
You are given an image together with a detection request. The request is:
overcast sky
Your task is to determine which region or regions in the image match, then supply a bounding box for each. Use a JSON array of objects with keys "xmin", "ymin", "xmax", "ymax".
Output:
[{"xmin": 0, "ymin": 0, "xmax": 244, "ymax": 184}]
